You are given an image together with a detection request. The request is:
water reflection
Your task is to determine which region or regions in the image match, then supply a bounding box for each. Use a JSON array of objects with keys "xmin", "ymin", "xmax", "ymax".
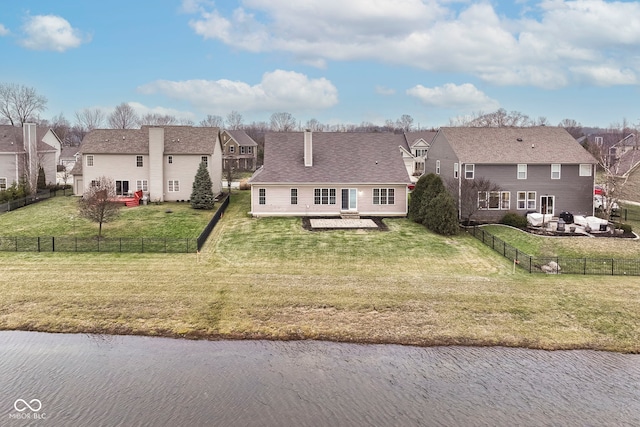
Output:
[{"xmin": 1, "ymin": 332, "xmax": 639, "ymax": 426}]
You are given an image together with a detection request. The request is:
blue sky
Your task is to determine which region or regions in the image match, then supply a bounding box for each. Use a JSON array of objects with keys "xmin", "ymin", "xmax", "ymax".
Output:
[{"xmin": 1, "ymin": 0, "xmax": 639, "ymax": 129}]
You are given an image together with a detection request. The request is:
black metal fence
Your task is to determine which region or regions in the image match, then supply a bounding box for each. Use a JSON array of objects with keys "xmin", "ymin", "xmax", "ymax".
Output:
[
  {"xmin": 0, "ymin": 193, "xmax": 231, "ymax": 254},
  {"xmin": 197, "ymin": 194, "xmax": 230, "ymax": 251},
  {"xmin": 0, "ymin": 189, "xmax": 59, "ymax": 213},
  {"xmin": 468, "ymin": 226, "xmax": 640, "ymax": 276}
]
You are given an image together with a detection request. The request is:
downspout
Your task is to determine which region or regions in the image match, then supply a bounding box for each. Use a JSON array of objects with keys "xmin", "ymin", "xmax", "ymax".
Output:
[{"xmin": 458, "ymin": 163, "xmax": 462, "ymax": 221}]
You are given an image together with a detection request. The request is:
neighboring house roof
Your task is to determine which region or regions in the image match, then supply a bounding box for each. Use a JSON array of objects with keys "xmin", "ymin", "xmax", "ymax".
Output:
[
  {"xmin": 225, "ymin": 130, "xmax": 257, "ymax": 147},
  {"xmin": 438, "ymin": 126, "xmax": 598, "ymax": 164},
  {"xmin": 0, "ymin": 125, "xmax": 57, "ymax": 153},
  {"xmin": 81, "ymin": 126, "xmax": 220, "ymax": 155},
  {"xmin": 250, "ymin": 132, "xmax": 412, "ymax": 184},
  {"xmin": 70, "ymin": 161, "xmax": 82, "ymax": 176},
  {"xmin": 60, "ymin": 146, "xmax": 80, "ymax": 160},
  {"xmin": 405, "ymin": 131, "xmax": 436, "ymax": 148}
]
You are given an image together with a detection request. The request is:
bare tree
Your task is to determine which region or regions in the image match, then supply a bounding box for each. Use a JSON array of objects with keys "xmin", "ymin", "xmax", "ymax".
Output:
[
  {"xmin": 138, "ymin": 113, "xmax": 178, "ymax": 126},
  {"xmin": 558, "ymin": 118, "xmax": 583, "ymax": 139},
  {"xmin": 270, "ymin": 112, "xmax": 297, "ymax": 131},
  {"xmin": 0, "ymin": 83, "xmax": 48, "ymax": 126},
  {"xmin": 304, "ymin": 118, "xmax": 324, "ymax": 132},
  {"xmin": 75, "ymin": 107, "xmax": 106, "ymax": 131},
  {"xmin": 108, "ymin": 103, "xmax": 139, "ymax": 129},
  {"xmin": 78, "ymin": 176, "xmax": 121, "ymax": 238},
  {"xmin": 450, "ymin": 109, "xmax": 532, "ymax": 128},
  {"xmin": 396, "ymin": 114, "xmax": 414, "ymax": 132},
  {"xmin": 450, "ymin": 177, "xmax": 502, "ymax": 224},
  {"xmin": 199, "ymin": 114, "xmax": 224, "ymax": 127},
  {"xmin": 49, "ymin": 113, "xmax": 72, "ymax": 145},
  {"xmin": 226, "ymin": 110, "xmax": 244, "ymax": 130}
]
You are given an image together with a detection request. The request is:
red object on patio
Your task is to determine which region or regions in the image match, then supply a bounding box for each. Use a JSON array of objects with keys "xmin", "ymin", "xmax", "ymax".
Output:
[{"xmin": 120, "ymin": 190, "xmax": 144, "ymax": 207}]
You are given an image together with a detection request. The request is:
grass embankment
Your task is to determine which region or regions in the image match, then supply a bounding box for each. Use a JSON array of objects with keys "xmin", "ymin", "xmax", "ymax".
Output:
[{"xmin": 1, "ymin": 192, "xmax": 640, "ymax": 353}]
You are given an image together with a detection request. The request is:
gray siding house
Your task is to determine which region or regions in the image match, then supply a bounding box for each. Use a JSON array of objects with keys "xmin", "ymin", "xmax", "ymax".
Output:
[
  {"xmin": 221, "ymin": 129, "xmax": 258, "ymax": 171},
  {"xmin": 248, "ymin": 131, "xmax": 412, "ymax": 217},
  {"xmin": 75, "ymin": 126, "xmax": 223, "ymax": 202},
  {"xmin": 425, "ymin": 127, "xmax": 598, "ymax": 222},
  {"xmin": 0, "ymin": 123, "xmax": 61, "ymax": 193}
]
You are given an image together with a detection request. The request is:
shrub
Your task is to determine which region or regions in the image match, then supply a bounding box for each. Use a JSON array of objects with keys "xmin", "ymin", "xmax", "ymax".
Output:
[
  {"xmin": 501, "ymin": 212, "xmax": 528, "ymax": 229},
  {"xmin": 614, "ymin": 222, "xmax": 633, "ymax": 234},
  {"xmin": 423, "ymin": 191, "xmax": 459, "ymax": 236}
]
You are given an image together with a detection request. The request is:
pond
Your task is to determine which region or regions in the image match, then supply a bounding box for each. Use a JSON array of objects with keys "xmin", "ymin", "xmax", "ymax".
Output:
[{"xmin": 2, "ymin": 331, "xmax": 639, "ymax": 426}]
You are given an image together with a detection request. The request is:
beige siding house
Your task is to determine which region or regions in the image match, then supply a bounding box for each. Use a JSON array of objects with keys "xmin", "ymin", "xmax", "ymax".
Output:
[
  {"xmin": 75, "ymin": 126, "xmax": 223, "ymax": 201},
  {"xmin": 425, "ymin": 127, "xmax": 599, "ymax": 222},
  {"xmin": 0, "ymin": 123, "xmax": 61, "ymax": 192},
  {"xmin": 248, "ymin": 131, "xmax": 411, "ymax": 217}
]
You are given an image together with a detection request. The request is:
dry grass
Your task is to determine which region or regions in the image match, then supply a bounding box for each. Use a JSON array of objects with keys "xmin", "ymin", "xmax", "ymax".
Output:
[{"xmin": 1, "ymin": 191, "xmax": 640, "ymax": 353}]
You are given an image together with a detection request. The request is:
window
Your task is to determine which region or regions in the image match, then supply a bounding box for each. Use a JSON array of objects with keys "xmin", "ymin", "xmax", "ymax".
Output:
[
  {"xmin": 229, "ymin": 145, "xmax": 235, "ymax": 154},
  {"xmin": 115, "ymin": 180, "xmax": 130, "ymax": 196},
  {"xmin": 240, "ymin": 146, "xmax": 246, "ymax": 155},
  {"xmin": 415, "ymin": 148, "xmax": 427, "ymax": 157},
  {"xmin": 579, "ymin": 164, "xmax": 592, "ymax": 176},
  {"xmin": 86, "ymin": 155, "xmax": 94, "ymax": 167},
  {"xmin": 168, "ymin": 180, "xmax": 180, "ymax": 192},
  {"xmin": 479, "ymin": 191, "xmax": 510, "ymax": 210},
  {"xmin": 454, "ymin": 163, "xmax": 459, "ymax": 179},
  {"xmin": 247, "ymin": 147, "xmax": 253, "ymax": 154},
  {"xmin": 517, "ymin": 191, "xmax": 536, "ymax": 210},
  {"xmin": 167, "ymin": 155, "xmax": 173, "ymax": 164},
  {"xmin": 0, "ymin": 177, "xmax": 6, "ymax": 191},
  {"xmin": 136, "ymin": 180, "xmax": 148, "ymax": 192},
  {"xmin": 517, "ymin": 164, "xmax": 527, "ymax": 179},
  {"xmin": 373, "ymin": 188, "xmax": 395, "ymax": 205},
  {"xmin": 551, "ymin": 164, "xmax": 561, "ymax": 179},
  {"xmin": 465, "ymin": 164, "xmax": 474, "ymax": 179},
  {"xmin": 314, "ymin": 188, "xmax": 336, "ymax": 205},
  {"xmin": 435, "ymin": 160, "xmax": 441, "ymax": 175},
  {"xmin": 201, "ymin": 156, "xmax": 208, "ymax": 167},
  {"xmin": 136, "ymin": 155, "xmax": 143, "ymax": 167},
  {"xmin": 90, "ymin": 180, "xmax": 99, "ymax": 188},
  {"xmin": 290, "ymin": 188, "xmax": 298, "ymax": 205},
  {"xmin": 259, "ymin": 188, "xmax": 266, "ymax": 205}
]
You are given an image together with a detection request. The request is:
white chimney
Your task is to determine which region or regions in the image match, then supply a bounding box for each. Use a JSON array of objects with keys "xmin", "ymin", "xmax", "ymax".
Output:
[{"xmin": 304, "ymin": 129, "xmax": 312, "ymax": 167}]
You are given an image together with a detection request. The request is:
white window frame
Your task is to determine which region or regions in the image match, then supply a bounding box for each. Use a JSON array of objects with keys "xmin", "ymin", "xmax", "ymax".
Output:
[
  {"xmin": 435, "ymin": 160, "xmax": 441, "ymax": 175},
  {"xmin": 240, "ymin": 146, "xmax": 246, "ymax": 155},
  {"xmin": 453, "ymin": 163, "xmax": 459, "ymax": 179},
  {"xmin": 479, "ymin": 191, "xmax": 510, "ymax": 210},
  {"xmin": 314, "ymin": 188, "xmax": 336, "ymax": 205},
  {"xmin": 168, "ymin": 180, "xmax": 180, "ymax": 192},
  {"xmin": 201, "ymin": 156, "xmax": 208, "ymax": 167},
  {"xmin": 517, "ymin": 164, "xmax": 527, "ymax": 180},
  {"xmin": 465, "ymin": 164, "xmax": 475, "ymax": 179},
  {"xmin": 247, "ymin": 147, "xmax": 253, "ymax": 154},
  {"xmin": 229, "ymin": 145, "xmax": 235, "ymax": 154},
  {"xmin": 259, "ymin": 188, "xmax": 266, "ymax": 205},
  {"xmin": 517, "ymin": 191, "xmax": 537, "ymax": 210},
  {"xmin": 373, "ymin": 188, "xmax": 395, "ymax": 205},
  {"xmin": 0, "ymin": 177, "xmax": 7, "ymax": 192},
  {"xmin": 136, "ymin": 155, "xmax": 143, "ymax": 167},
  {"xmin": 86, "ymin": 155, "xmax": 94, "ymax": 167},
  {"xmin": 136, "ymin": 180, "xmax": 148, "ymax": 192},
  {"xmin": 551, "ymin": 164, "xmax": 561, "ymax": 179},
  {"xmin": 579, "ymin": 164, "xmax": 592, "ymax": 176}
]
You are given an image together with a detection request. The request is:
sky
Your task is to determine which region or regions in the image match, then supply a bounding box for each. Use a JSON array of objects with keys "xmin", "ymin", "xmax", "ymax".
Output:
[{"xmin": 1, "ymin": 0, "xmax": 639, "ymax": 130}]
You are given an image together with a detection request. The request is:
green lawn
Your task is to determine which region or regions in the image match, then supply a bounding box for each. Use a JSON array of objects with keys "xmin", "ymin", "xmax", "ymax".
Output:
[
  {"xmin": 0, "ymin": 195, "xmax": 214, "ymax": 238},
  {"xmin": 482, "ymin": 224, "xmax": 640, "ymax": 258},
  {"xmin": 1, "ymin": 191, "xmax": 639, "ymax": 353}
]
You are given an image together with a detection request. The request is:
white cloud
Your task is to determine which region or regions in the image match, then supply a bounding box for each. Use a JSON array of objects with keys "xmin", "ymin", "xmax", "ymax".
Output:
[
  {"xmin": 376, "ymin": 86, "xmax": 396, "ymax": 96},
  {"xmin": 407, "ymin": 83, "xmax": 499, "ymax": 111},
  {"xmin": 138, "ymin": 70, "xmax": 339, "ymax": 113},
  {"xmin": 20, "ymin": 15, "xmax": 88, "ymax": 52},
  {"xmin": 127, "ymin": 102, "xmax": 197, "ymax": 122},
  {"xmin": 185, "ymin": 0, "xmax": 640, "ymax": 89},
  {"xmin": 0, "ymin": 24, "xmax": 9, "ymax": 36},
  {"xmin": 570, "ymin": 65, "xmax": 637, "ymax": 86}
]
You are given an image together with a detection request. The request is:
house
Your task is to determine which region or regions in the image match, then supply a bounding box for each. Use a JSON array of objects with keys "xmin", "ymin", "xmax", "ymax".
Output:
[
  {"xmin": 57, "ymin": 146, "xmax": 81, "ymax": 185},
  {"xmin": 399, "ymin": 131, "xmax": 436, "ymax": 181},
  {"xmin": 248, "ymin": 130, "xmax": 412, "ymax": 217},
  {"xmin": 74, "ymin": 125, "xmax": 223, "ymax": 202},
  {"xmin": 424, "ymin": 127, "xmax": 598, "ymax": 222},
  {"xmin": 220, "ymin": 129, "xmax": 258, "ymax": 171},
  {"xmin": 0, "ymin": 123, "xmax": 61, "ymax": 192}
]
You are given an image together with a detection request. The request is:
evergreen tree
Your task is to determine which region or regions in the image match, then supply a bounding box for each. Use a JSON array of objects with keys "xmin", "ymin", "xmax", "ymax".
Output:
[
  {"xmin": 37, "ymin": 165, "xmax": 47, "ymax": 189},
  {"xmin": 190, "ymin": 161, "xmax": 215, "ymax": 210},
  {"xmin": 409, "ymin": 173, "xmax": 436, "ymax": 223},
  {"xmin": 418, "ymin": 173, "xmax": 446, "ymax": 223},
  {"xmin": 423, "ymin": 191, "xmax": 459, "ymax": 235}
]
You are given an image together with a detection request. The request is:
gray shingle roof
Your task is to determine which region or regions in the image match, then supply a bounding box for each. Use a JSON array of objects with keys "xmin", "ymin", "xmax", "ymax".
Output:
[
  {"xmin": 438, "ymin": 126, "xmax": 598, "ymax": 164},
  {"xmin": 405, "ymin": 131, "xmax": 436, "ymax": 147},
  {"xmin": 226, "ymin": 130, "xmax": 257, "ymax": 147},
  {"xmin": 81, "ymin": 126, "xmax": 220, "ymax": 155},
  {"xmin": 0, "ymin": 125, "xmax": 57, "ymax": 153},
  {"xmin": 250, "ymin": 132, "xmax": 411, "ymax": 184}
]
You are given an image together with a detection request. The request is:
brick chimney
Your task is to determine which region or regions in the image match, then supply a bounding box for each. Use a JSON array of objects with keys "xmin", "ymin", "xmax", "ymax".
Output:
[{"xmin": 304, "ymin": 129, "xmax": 312, "ymax": 167}]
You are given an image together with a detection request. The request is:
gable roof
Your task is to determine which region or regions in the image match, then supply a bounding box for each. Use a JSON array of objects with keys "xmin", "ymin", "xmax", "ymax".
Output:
[
  {"xmin": 250, "ymin": 132, "xmax": 411, "ymax": 184},
  {"xmin": 0, "ymin": 125, "xmax": 58, "ymax": 153},
  {"xmin": 224, "ymin": 130, "xmax": 257, "ymax": 147},
  {"xmin": 81, "ymin": 126, "xmax": 220, "ymax": 155},
  {"xmin": 405, "ymin": 131, "xmax": 436, "ymax": 148},
  {"xmin": 437, "ymin": 126, "xmax": 598, "ymax": 164}
]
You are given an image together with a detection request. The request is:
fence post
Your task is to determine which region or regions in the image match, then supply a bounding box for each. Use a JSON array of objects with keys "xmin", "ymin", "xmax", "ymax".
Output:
[
  {"xmin": 52, "ymin": 236, "xmax": 55, "ymax": 252},
  {"xmin": 15, "ymin": 236, "xmax": 18, "ymax": 251},
  {"xmin": 142, "ymin": 238, "xmax": 144, "ymax": 253},
  {"xmin": 37, "ymin": 236, "xmax": 40, "ymax": 252},
  {"xmin": 584, "ymin": 258, "xmax": 586, "ymax": 275},
  {"xmin": 120, "ymin": 238, "xmax": 122, "ymax": 252},
  {"xmin": 612, "ymin": 259, "xmax": 614, "ymax": 276}
]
